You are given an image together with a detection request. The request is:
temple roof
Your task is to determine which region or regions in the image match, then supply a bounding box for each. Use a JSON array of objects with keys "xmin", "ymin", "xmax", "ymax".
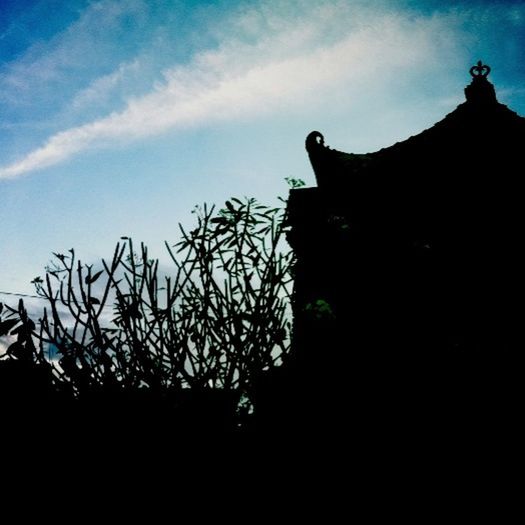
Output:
[{"xmin": 306, "ymin": 62, "xmax": 525, "ymax": 190}]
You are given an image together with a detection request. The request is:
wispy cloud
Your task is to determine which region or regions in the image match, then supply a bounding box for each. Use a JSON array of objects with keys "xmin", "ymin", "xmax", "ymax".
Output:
[
  {"xmin": 69, "ymin": 59, "xmax": 143, "ymax": 113},
  {"xmin": 0, "ymin": 0, "xmax": 148, "ymax": 111},
  {"xmin": 0, "ymin": 1, "xmax": 465, "ymax": 179}
]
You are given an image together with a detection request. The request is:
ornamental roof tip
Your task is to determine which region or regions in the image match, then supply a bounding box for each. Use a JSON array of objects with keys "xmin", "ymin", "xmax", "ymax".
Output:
[
  {"xmin": 465, "ymin": 60, "xmax": 497, "ymax": 104},
  {"xmin": 470, "ymin": 60, "xmax": 491, "ymax": 78},
  {"xmin": 306, "ymin": 61, "xmax": 501, "ymax": 155},
  {"xmin": 303, "ymin": 61, "xmax": 525, "ymax": 189}
]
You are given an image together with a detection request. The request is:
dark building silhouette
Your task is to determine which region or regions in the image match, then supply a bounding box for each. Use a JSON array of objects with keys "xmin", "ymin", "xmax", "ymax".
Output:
[{"xmin": 257, "ymin": 62, "xmax": 523, "ymax": 439}]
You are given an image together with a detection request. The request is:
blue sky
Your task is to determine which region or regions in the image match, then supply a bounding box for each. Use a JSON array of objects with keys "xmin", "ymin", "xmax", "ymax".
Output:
[{"xmin": 1, "ymin": 0, "xmax": 525, "ymax": 300}]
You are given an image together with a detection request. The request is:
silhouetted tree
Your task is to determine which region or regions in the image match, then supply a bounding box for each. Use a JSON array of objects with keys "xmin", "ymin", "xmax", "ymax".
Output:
[{"xmin": 1, "ymin": 196, "xmax": 294, "ymax": 430}]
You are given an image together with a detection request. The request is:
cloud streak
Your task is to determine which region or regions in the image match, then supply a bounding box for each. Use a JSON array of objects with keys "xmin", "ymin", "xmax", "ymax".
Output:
[
  {"xmin": 0, "ymin": 0, "xmax": 149, "ymax": 118},
  {"xmin": 0, "ymin": 1, "xmax": 464, "ymax": 179}
]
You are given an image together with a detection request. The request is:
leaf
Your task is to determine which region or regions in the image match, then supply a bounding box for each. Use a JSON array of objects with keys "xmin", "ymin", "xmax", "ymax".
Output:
[
  {"xmin": 85, "ymin": 270, "xmax": 104, "ymax": 285},
  {"xmin": 285, "ymin": 177, "xmax": 306, "ymax": 189},
  {"xmin": 7, "ymin": 341, "xmax": 31, "ymax": 361},
  {"xmin": 11, "ymin": 320, "xmax": 34, "ymax": 336},
  {"xmin": 0, "ymin": 318, "xmax": 19, "ymax": 337},
  {"xmin": 89, "ymin": 297, "xmax": 101, "ymax": 305},
  {"xmin": 210, "ymin": 217, "xmax": 228, "ymax": 225}
]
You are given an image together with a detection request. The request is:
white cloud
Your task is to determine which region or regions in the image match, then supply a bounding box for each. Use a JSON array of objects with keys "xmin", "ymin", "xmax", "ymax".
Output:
[
  {"xmin": 0, "ymin": 0, "xmax": 148, "ymax": 107},
  {"xmin": 69, "ymin": 59, "xmax": 142, "ymax": 112},
  {"xmin": 0, "ymin": 1, "xmax": 464, "ymax": 179}
]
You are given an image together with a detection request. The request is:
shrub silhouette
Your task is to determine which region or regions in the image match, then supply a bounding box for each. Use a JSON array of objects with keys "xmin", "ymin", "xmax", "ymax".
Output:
[{"xmin": 0, "ymin": 196, "xmax": 294, "ymax": 432}]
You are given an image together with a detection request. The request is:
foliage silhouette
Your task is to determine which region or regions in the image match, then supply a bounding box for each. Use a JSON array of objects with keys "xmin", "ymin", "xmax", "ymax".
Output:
[{"xmin": 0, "ymin": 196, "xmax": 294, "ymax": 432}]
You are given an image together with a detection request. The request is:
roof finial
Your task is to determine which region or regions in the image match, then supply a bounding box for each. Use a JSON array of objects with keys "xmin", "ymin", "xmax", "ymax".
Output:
[
  {"xmin": 470, "ymin": 60, "xmax": 491, "ymax": 78},
  {"xmin": 465, "ymin": 60, "xmax": 497, "ymax": 103}
]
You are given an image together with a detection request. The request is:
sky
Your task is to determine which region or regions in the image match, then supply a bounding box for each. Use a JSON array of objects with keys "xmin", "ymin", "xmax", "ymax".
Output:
[{"xmin": 1, "ymin": 0, "xmax": 525, "ymax": 306}]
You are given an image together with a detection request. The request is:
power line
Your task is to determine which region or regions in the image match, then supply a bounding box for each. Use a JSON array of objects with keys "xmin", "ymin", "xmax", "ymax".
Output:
[
  {"xmin": 0, "ymin": 290, "xmax": 115, "ymax": 310},
  {"xmin": 0, "ymin": 290, "xmax": 43, "ymax": 300}
]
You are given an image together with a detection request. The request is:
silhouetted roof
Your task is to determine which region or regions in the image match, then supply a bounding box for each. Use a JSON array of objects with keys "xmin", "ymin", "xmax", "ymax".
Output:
[{"xmin": 306, "ymin": 61, "xmax": 525, "ymax": 189}]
